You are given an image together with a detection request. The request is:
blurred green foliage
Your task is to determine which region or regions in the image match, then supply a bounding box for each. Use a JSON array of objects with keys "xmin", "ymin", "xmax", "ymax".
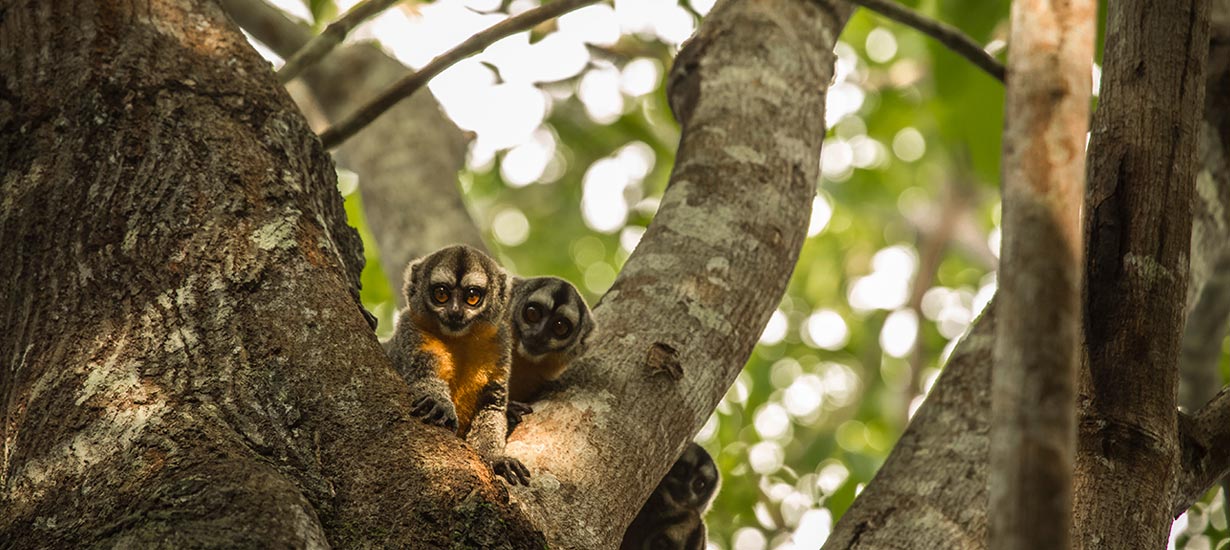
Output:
[{"xmin": 302, "ymin": 0, "xmax": 1229, "ymax": 547}]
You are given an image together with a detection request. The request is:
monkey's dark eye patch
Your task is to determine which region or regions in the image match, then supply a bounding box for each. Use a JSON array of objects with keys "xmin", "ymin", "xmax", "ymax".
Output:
[
  {"xmin": 551, "ymin": 318, "xmax": 572, "ymax": 338},
  {"xmin": 431, "ymin": 285, "xmax": 450, "ymax": 304},
  {"xmin": 464, "ymin": 287, "xmax": 484, "ymax": 306},
  {"xmin": 523, "ymin": 304, "xmax": 542, "ymax": 323}
]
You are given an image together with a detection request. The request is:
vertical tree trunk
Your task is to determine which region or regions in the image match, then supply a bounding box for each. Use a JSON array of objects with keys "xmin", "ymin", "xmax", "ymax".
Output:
[
  {"xmin": 990, "ymin": 1, "xmax": 1093, "ymax": 548},
  {"xmin": 1074, "ymin": 0, "xmax": 1209, "ymax": 547}
]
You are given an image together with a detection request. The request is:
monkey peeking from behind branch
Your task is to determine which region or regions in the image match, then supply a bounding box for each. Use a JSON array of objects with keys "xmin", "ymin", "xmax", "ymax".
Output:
[{"xmin": 622, "ymin": 442, "xmax": 720, "ymax": 550}]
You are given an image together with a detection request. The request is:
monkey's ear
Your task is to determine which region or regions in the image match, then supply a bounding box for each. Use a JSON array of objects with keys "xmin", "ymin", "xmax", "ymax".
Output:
[
  {"xmin": 403, "ymin": 257, "xmax": 425, "ymax": 300},
  {"xmin": 503, "ymin": 274, "xmax": 520, "ymax": 304}
]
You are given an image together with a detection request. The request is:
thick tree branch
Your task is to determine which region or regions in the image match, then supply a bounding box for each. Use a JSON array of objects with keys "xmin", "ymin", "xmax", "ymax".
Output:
[
  {"xmin": 277, "ymin": 0, "xmax": 402, "ymax": 84},
  {"xmin": 318, "ymin": 0, "xmax": 600, "ymax": 149},
  {"xmin": 222, "ymin": 0, "xmax": 484, "ymax": 303},
  {"xmin": 825, "ymin": 304, "xmax": 996, "ymax": 549},
  {"xmin": 503, "ymin": 0, "xmax": 853, "ymax": 545},
  {"xmin": 1073, "ymin": 0, "xmax": 1209, "ymax": 547},
  {"xmin": 849, "ymin": 0, "xmax": 1006, "ymax": 82}
]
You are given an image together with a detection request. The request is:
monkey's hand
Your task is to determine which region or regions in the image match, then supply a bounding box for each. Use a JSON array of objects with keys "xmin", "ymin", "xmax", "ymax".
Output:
[
  {"xmin": 505, "ymin": 401, "xmax": 533, "ymax": 437},
  {"xmin": 409, "ymin": 386, "xmax": 458, "ymax": 431},
  {"xmin": 490, "ymin": 456, "xmax": 531, "ymax": 486}
]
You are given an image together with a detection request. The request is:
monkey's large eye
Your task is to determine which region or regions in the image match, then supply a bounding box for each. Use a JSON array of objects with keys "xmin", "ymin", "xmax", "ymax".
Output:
[
  {"xmin": 551, "ymin": 318, "xmax": 572, "ymax": 338},
  {"xmin": 431, "ymin": 285, "xmax": 450, "ymax": 304},
  {"xmin": 691, "ymin": 476, "xmax": 709, "ymax": 496},
  {"xmin": 464, "ymin": 287, "xmax": 484, "ymax": 307},
  {"xmin": 523, "ymin": 304, "xmax": 542, "ymax": 323}
]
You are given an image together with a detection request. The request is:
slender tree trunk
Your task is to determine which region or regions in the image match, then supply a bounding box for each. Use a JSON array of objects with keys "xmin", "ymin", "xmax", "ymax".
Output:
[
  {"xmin": 989, "ymin": 1, "xmax": 1093, "ymax": 548},
  {"xmin": 1073, "ymin": 0, "xmax": 1209, "ymax": 547},
  {"xmin": 829, "ymin": 2, "xmax": 1225, "ymax": 547}
]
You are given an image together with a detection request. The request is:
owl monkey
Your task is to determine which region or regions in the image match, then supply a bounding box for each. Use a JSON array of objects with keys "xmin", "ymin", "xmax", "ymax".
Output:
[
  {"xmin": 386, "ymin": 244, "xmax": 530, "ymax": 485},
  {"xmin": 621, "ymin": 443, "xmax": 720, "ymax": 550},
  {"xmin": 502, "ymin": 276, "xmax": 595, "ymax": 434}
]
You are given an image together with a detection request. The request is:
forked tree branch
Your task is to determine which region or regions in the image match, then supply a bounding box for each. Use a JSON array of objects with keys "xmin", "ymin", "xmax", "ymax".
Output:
[
  {"xmin": 317, "ymin": 0, "xmax": 600, "ymax": 149},
  {"xmin": 1176, "ymin": 388, "xmax": 1230, "ymax": 515},
  {"xmin": 277, "ymin": 0, "xmax": 403, "ymax": 84},
  {"xmin": 849, "ymin": 0, "xmax": 1006, "ymax": 82}
]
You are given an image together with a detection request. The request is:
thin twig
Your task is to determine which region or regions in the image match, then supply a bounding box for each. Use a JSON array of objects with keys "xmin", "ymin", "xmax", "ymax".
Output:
[
  {"xmin": 848, "ymin": 0, "xmax": 1006, "ymax": 83},
  {"xmin": 277, "ymin": 0, "xmax": 403, "ymax": 83},
  {"xmin": 219, "ymin": 0, "xmax": 312, "ymax": 57},
  {"xmin": 318, "ymin": 0, "xmax": 599, "ymax": 149}
]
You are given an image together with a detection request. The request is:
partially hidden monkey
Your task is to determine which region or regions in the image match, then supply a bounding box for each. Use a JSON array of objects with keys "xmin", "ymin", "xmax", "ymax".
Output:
[
  {"xmin": 386, "ymin": 244, "xmax": 530, "ymax": 485},
  {"xmin": 621, "ymin": 442, "xmax": 720, "ymax": 550},
  {"xmin": 503, "ymin": 276, "xmax": 594, "ymax": 435}
]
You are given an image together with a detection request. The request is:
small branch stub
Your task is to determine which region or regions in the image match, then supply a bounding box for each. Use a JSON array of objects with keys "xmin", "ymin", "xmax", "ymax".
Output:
[{"xmin": 646, "ymin": 342, "xmax": 682, "ymax": 381}]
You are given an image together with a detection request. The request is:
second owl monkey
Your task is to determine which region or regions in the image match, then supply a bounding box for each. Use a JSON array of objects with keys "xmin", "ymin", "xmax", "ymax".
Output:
[
  {"xmin": 387, "ymin": 244, "xmax": 530, "ymax": 485},
  {"xmin": 504, "ymin": 276, "xmax": 595, "ymax": 433}
]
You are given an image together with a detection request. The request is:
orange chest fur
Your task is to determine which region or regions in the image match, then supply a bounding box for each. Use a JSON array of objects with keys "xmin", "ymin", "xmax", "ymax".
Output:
[{"xmin": 416, "ymin": 321, "xmax": 504, "ymax": 433}]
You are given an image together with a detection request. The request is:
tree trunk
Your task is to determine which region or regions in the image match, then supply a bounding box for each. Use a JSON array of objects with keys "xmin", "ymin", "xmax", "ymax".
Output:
[
  {"xmin": 218, "ymin": 0, "xmax": 485, "ymax": 305},
  {"xmin": 0, "ymin": 1, "xmax": 538, "ymax": 547},
  {"xmin": 1073, "ymin": 0, "xmax": 1208, "ymax": 547},
  {"xmin": 0, "ymin": 0, "xmax": 853, "ymax": 547},
  {"xmin": 989, "ymin": 1, "xmax": 1092, "ymax": 547},
  {"xmin": 828, "ymin": 1, "xmax": 1222, "ymax": 548}
]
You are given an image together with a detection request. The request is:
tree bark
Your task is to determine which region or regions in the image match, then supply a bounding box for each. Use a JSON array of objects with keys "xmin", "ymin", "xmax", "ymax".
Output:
[
  {"xmin": 0, "ymin": 0, "xmax": 853, "ymax": 547},
  {"xmin": 824, "ymin": 305, "xmax": 996, "ymax": 549},
  {"xmin": 220, "ymin": 0, "xmax": 485, "ymax": 305},
  {"xmin": 989, "ymin": 1, "xmax": 1092, "ymax": 548},
  {"xmin": 1073, "ymin": 0, "xmax": 1209, "ymax": 547},
  {"xmin": 507, "ymin": 0, "xmax": 852, "ymax": 545},
  {"xmin": 0, "ymin": 1, "xmax": 538, "ymax": 547},
  {"xmin": 829, "ymin": 2, "xmax": 1221, "ymax": 548}
]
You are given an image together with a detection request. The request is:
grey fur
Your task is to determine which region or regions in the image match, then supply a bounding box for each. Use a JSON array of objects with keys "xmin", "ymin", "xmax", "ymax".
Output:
[
  {"xmin": 507, "ymin": 276, "xmax": 595, "ymax": 399},
  {"xmin": 386, "ymin": 244, "xmax": 528, "ymax": 485}
]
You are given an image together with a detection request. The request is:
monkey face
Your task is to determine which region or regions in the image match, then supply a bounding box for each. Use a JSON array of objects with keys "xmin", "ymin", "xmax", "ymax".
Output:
[
  {"xmin": 656, "ymin": 443, "xmax": 719, "ymax": 511},
  {"xmin": 405, "ymin": 245, "xmax": 509, "ymax": 336},
  {"xmin": 510, "ymin": 277, "xmax": 593, "ymax": 360}
]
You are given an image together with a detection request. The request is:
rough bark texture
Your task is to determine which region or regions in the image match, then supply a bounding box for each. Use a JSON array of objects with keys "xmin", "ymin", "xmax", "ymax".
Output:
[
  {"xmin": 830, "ymin": 1, "xmax": 1223, "ymax": 548},
  {"xmin": 1074, "ymin": 0, "xmax": 1209, "ymax": 547},
  {"xmin": 824, "ymin": 306, "xmax": 996, "ymax": 549},
  {"xmin": 504, "ymin": 0, "xmax": 852, "ymax": 546},
  {"xmin": 1177, "ymin": 387, "xmax": 1230, "ymax": 515},
  {"xmin": 989, "ymin": 1, "xmax": 1093, "ymax": 548},
  {"xmin": 0, "ymin": 1, "xmax": 540, "ymax": 547},
  {"xmin": 220, "ymin": 0, "xmax": 484, "ymax": 305},
  {"xmin": 0, "ymin": 0, "xmax": 856, "ymax": 547}
]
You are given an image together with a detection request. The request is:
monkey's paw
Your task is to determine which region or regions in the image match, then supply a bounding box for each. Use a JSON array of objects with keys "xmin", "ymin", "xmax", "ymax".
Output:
[
  {"xmin": 505, "ymin": 401, "xmax": 534, "ymax": 436},
  {"xmin": 491, "ymin": 456, "xmax": 531, "ymax": 486},
  {"xmin": 410, "ymin": 393, "xmax": 458, "ymax": 431}
]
